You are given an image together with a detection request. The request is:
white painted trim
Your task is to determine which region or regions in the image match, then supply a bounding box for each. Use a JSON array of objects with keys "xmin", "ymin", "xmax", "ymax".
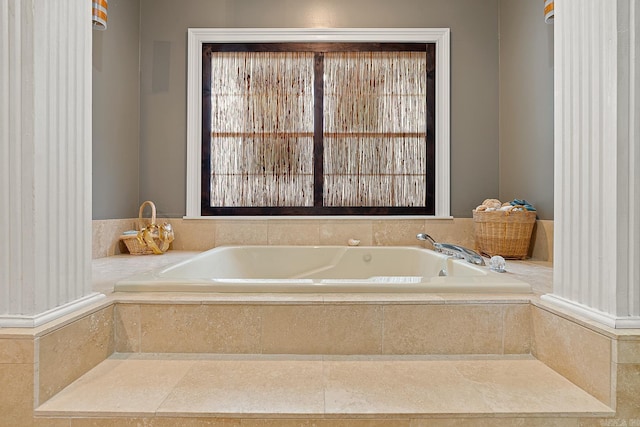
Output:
[
  {"xmin": 0, "ymin": 293, "xmax": 106, "ymax": 328},
  {"xmin": 186, "ymin": 28, "xmax": 451, "ymax": 218},
  {"xmin": 182, "ymin": 215, "xmax": 455, "ymax": 220},
  {"xmin": 541, "ymin": 294, "xmax": 640, "ymax": 329}
]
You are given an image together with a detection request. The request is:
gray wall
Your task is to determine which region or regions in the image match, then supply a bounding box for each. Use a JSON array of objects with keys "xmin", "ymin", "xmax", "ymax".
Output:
[
  {"xmin": 498, "ymin": 0, "xmax": 554, "ymax": 219},
  {"xmin": 92, "ymin": 0, "xmax": 554, "ymax": 220},
  {"xmin": 138, "ymin": 0, "xmax": 500, "ymax": 218},
  {"xmin": 92, "ymin": 0, "xmax": 141, "ymax": 220}
]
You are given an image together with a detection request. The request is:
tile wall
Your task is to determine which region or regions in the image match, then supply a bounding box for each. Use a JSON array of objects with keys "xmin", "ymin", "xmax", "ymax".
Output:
[{"xmin": 92, "ymin": 218, "xmax": 554, "ymax": 262}]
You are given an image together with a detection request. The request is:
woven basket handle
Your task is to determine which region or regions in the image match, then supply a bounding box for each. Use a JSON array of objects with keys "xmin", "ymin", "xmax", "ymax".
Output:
[{"xmin": 138, "ymin": 200, "xmax": 157, "ymax": 230}]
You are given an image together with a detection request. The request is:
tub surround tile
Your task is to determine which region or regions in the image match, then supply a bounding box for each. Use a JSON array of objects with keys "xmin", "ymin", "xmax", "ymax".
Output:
[
  {"xmin": 93, "ymin": 217, "xmax": 553, "ymax": 264},
  {"xmin": 215, "ymin": 220, "xmax": 269, "ymax": 247},
  {"xmin": 372, "ymin": 219, "xmax": 426, "ymax": 246},
  {"xmin": 38, "ymin": 305, "xmax": 115, "ymax": 404},
  {"xmin": 114, "ymin": 304, "xmax": 141, "ymax": 353},
  {"xmin": 502, "ymin": 304, "xmax": 532, "ymax": 354},
  {"xmin": 531, "ymin": 305, "xmax": 613, "ymax": 406},
  {"xmin": 319, "ymin": 220, "xmax": 374, "ymax": 246},
  {"xmin": 116, "ymin": 301, "xmax": 534, "ymax": 356},
  {"xmin": 267, "ymin": 221, "xmax": 321, "ymax": 246},
  {"xmin": 530, "ymin": 219, "xmax": 554, "ymax": 262},
  {"xmin": 139, "ymin": 304, "xmax": 262, "ymax": 353},
  {"xmin": 92, "ymin": 218, "xmax": 139, "ymax": 258},
  {"xmin": 421, "ymin": 218, "xmax": 476, "ymax": 250},
  {"xmin": 170, "ymin": 219, "xmax": 217, "ymax": 251},
  {"xmin": 37, "ymin": 358, "xmax": 196, "ymax": 417},
  {"xmin": 382, "ymin": 304, "xmax": 505, "ymax": 355},
  {"xmin": 261, "ymin": 305, "xmax": 383, "ymax": 354}
]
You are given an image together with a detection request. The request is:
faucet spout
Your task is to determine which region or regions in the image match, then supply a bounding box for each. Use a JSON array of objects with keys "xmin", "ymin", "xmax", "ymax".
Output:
[
  {"xmin": 416, "ymin": 233, "xmax": 436, "ymax": 246},
  {"xmin": 416, "ymin": 233, "xmax": 486, "ymax": 266}
]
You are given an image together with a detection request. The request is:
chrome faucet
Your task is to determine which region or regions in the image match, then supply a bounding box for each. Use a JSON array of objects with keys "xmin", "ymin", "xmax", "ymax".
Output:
[{"xmin": 416, "ymin": 233, "xmax": 486, "ymax": 266}]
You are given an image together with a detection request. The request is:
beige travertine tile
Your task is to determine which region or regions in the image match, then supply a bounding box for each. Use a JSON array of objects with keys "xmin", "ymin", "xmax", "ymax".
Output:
[
  {"xmin": 37, "ymin": 359, "xmax": 195, "ymax": 417},
  {"xmin": 382, "ymin": 304, "xmax": 504, "ymax": 354},
  {"xmin": 410, "ymin": 418, "xmax": 580, "ymax": 426},
  {"xmin": 267, "ymin": 221, "xmax": 321, "ymax": 245},
  {"xmin": 324, "ymin": 360, "xmax": 492, "ymax": 415},
  {"xmin": 261, "ymin": 304, "xmax": 383, "ymax": 354},
  {"xmin": 0, "ymin": 338, "xmax": 34, "ymax": 363},
  {"xmin": 69, "ymin": 417, "xmax": 239, "ymax": 426},
  {"xmin": 530, "ymin": 219, "xmax": 554, "ymax": 262},
  {"xmin": 319, "ymin": 220, "xmax": 373, "ymax": 246},
  {"xmin": 92, "ymin": 218, "xmax": 138, "ymax": 258},
  {"xmin": 531, "ymin": 306, "xmax": 613, "ymax": 406},
  {"xmin": 617, "ymin": 339, "xmax": 640, "ymax": 364},
  {"xmin": 453, "ymin": 359, "xmax": 612, "ymax": 415},
  {"xmin": 157, "ymin": 359, "xmax": 325, "ymax": 416},
  {"xmin": 502, "ymin": 304, "xmax": 531, "ymax": 354},
  {"xmin": 241, "ymin": 420, "xmax": 411, "ymax": 427},
  {"xmin": 372, "ymin": 219, "xmax": 426, "ymax": 246},
  {"xmin": 615, "ymin": 363, "xmax": 640, "ymax": 420},
  {"xmin": 139, "ymin": 304, "xmax": 261, "ymax": 353},
  {"xmin": 0, "ymin": 363, "xmax": 34, "ymax": 427},
  {"xmin": 38, "ymin": 306, "xmax": 115, "ymax": 404},
  {"xmin": 215, "ymin": 220, "xmax": 269, "ymax": 247},
  {"xmin": 422, "ymin": 218, "xmax": 475, "ymax": 249},
  {"xmin": 34, "ymin": 417, "xmax": 71, "ymax": 426},
  {"xmin": 170, "ymin": 219, "xmax": 217, "ymax": 250},
  {"xmin": 114, "ymin": 304, "xmax": 141, "ymax": 353},
  {"xmin": 152, "ymin": 418, "xmax": 240, "ymax": 427}
]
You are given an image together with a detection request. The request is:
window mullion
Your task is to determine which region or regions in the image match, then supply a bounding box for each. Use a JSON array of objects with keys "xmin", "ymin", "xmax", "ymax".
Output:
[{"xmin": 313, "ymin": 52, "xmax": 325, "ymax": 207}]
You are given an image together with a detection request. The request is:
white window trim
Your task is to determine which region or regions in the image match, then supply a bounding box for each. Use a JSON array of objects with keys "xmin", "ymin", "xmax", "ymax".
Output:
[{"xmin": 185, "ymin": 27, "xmax": 451, "ymax": 218}]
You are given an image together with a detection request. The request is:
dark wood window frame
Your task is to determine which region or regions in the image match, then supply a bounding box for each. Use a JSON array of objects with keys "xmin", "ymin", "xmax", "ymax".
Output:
[{"xmin": 201, "ymin": 42, "xmax": 436, "ymax": 216}]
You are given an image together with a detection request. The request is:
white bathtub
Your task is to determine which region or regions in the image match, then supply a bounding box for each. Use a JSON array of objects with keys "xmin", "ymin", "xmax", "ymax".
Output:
[{"xmin": 114, "ymin": 246, "xmax": 531, "ymax": 293}]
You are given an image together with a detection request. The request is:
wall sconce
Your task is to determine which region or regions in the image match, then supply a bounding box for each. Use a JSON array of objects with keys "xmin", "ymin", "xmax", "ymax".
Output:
[
  {"xmin": 544, "ymin": 0, "xmax": 554, "ymax": 24},
  {"xmin": 92, "ymin": 0, "xmax": 108, "ymax": 30}
]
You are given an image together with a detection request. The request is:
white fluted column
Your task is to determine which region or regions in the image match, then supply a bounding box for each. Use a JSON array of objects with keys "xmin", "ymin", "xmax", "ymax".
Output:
[
  {"xmin": 543, "ymin": 0, "xmax": 640, "ymax": 328},
  {"xmin": 0, "ymin": 0, "xmax": 104, "ymax": 327}
]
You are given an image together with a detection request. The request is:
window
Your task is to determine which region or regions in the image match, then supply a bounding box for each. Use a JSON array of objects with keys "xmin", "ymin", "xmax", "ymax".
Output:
[{"xmin": 186, "ymin": 29, "xmax": 451, "ymax": 217}]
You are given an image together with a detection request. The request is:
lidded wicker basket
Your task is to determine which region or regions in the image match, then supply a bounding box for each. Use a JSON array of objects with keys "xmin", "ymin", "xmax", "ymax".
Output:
[
  {"xmin": 119, "ymin": 201, "xmax": 174, "ymax": 255},
  {"xmin": 473, "ymin": 208, "xmax": 536, "ymax": 259}
]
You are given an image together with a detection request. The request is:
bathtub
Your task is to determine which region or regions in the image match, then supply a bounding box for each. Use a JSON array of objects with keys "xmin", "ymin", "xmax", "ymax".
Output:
[{"xmin": 114, "ymin": 246, "xmax": 531, "ymax": 293}]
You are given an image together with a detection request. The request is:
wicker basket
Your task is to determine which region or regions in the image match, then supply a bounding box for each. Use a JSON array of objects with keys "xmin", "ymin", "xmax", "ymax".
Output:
[
  {"xmin": 473, "ymin": 208, "xmax": 536, "ymax": 259},
  {"xmin": 119, "ymin": 201, "xmax": 172, "ymax": 255}
]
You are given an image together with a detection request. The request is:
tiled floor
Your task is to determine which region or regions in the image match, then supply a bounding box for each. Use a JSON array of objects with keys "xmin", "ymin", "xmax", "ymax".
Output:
[{"xmin": 36, "ymin": 354, "xmax": 612, "ymax": 419}]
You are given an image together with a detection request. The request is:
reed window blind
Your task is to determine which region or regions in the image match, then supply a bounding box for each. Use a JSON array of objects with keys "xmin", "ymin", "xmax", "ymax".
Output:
[{"xmin": 201, "ymin": 43, "xmax": 435, "ymax": 215}]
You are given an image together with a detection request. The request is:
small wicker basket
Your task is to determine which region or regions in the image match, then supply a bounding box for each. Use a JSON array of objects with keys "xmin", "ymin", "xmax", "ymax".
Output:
[
  {"xmin": 473, "ymin": 208, "xmax": 536, "ymax": 259},
  {"xmin": 119, "ymin": 201, "xmax": 173, "ymax": 255}
]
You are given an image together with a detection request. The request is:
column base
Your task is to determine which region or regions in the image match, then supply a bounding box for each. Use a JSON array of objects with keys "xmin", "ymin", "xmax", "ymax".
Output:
[
  {"xmin": 541, "ymin": 294, "xmax": 640, "ymax": 329},
  {"xmin": 0, "ymin": 293, "xmax": 106, "ymax": 328}
]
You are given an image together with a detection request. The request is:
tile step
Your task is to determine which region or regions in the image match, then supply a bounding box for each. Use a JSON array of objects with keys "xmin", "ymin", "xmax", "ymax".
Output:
[{"xmin": 36, "ymin": 354, "xmax": 614, "ymax": 420}]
